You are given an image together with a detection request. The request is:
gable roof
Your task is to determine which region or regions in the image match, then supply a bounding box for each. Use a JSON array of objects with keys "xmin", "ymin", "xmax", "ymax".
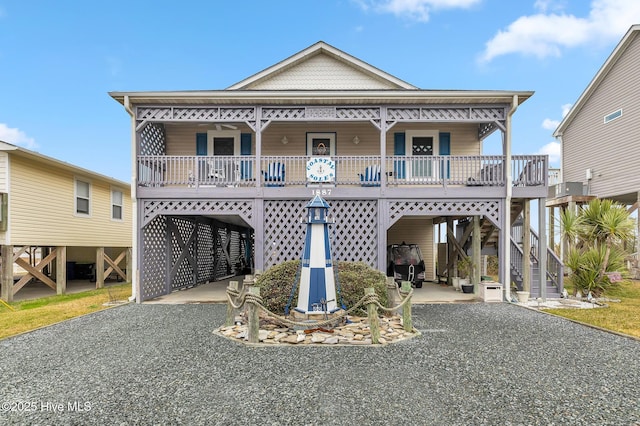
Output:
[
  {"xmin": 226, "ymin": 41, "xmax": 417, "ymax": 91},
  {"xmin": 0, "ymin": 140, "xmax": 130, "ymax": 188},
  {"xmin": 554, "ymin": 24, "xmax": 640, "ymax": 136},
  {"xmin": 109, "ymin": 41, "xmax": 533, "ymax": 107}
]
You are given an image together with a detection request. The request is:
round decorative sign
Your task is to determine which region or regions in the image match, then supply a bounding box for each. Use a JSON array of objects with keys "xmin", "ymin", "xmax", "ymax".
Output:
[{"xmin": 306, "ymin": 157, "xmax": 335, "ymax": 182}]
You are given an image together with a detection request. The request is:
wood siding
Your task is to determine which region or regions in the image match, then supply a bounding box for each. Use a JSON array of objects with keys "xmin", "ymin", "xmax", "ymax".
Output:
[
  {"xmin": 8, "ymin": 155, "xmax": 132, "ymax": 247},
  {"xmin": 164, "ymin": 122, "xmax": 480, "ymax": 157},
  {"xmin": 244, "ymin": 54, "xmax": 398, "ymax": 90},
  {"xmin": 562, "ymin": 32, "xmax": 640, "ymax": 199},
  {"xmin": 387, "ymin": 218, "xmax": 435, "ymax": 281}
]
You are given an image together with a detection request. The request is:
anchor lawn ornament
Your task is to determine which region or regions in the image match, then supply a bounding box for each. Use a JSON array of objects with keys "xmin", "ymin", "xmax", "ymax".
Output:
[{"xmin": 295, "ymin": 195, "xmax": 340, "ymax": 314}]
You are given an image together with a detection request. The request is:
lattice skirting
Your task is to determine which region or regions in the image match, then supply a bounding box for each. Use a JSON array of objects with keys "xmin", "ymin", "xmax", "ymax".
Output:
[
  {"xmin": 139, "ymin": 198, "xmax": 503, "ymax": 300},
  {"xmin": 264, "ymin": 199, "xmax": 379, "ymax": 269}
]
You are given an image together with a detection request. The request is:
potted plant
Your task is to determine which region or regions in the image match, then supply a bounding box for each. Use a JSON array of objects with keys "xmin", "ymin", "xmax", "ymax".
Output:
[{"xmin": 458, "ymin": 256, "xmax": 475, "ymax": 294}]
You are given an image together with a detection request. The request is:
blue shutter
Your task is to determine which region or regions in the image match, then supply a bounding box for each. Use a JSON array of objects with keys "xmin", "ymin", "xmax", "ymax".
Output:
[
  {"xmin": 196, "ymin": 133, "xmax": 207, "ymax": 156},
  {"xmin": 240, "ymin": 133, "xmax": 252, "ymax": 179},
  {"xmin": 439, "ymin": 132, "xmax": 450, "ymax": 179},
  {"xmin": 394, "ymin": 133, "xmax": 406, "ymax": 179}
]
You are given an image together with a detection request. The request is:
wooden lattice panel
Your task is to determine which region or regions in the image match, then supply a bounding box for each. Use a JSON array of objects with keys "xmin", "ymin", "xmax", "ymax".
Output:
[
  {"xmin": 137, "ymin": 107, "xmax": 256, "ymax": 123},
  {"xmin": 264, "ymin": 201, "xmax": 307, "ymax": 267},
  {"xmin": 261, "ymin": 108, "xmax": 306, "ymax": 121},
  {"xmin": 263, "ymin": 199, "xmax": 378, "ymax": 269},
  {"xmin": 138, "ymin": 108, "xmax": 172, "ymax": 121},
  {"xmin": 141, "ymin": 200, "xmax": 254, "ymax": 228},
  {"xmin": 196, "ymin": 221, "xmax": 215, "ymax": 283},
  {"xmin": 335, "ymin": 107, "xmax": 380, "ymax": 120},
  {"xmin": 169, "ymin": 217, "xmax": 196, "ymax": 290},
  {"xmin": 140, "ymin": 123, "xmax": 166, "ymax": 156},
  {"xmin": 214, "ymin": 228, "xmax": 230, "ymax": 279},
  {"xmin": 330, "ymin": 200, "xmax": 378, "ymax": 266},
  {"xmin": 387, "ymin": 107, "xmax": 506, "ymax": 122},
  {"xmin": 388, "ymin": 200, "xmax": 502, "ymax": 228},
  {"xmin": 141, "ymin": 215, "xmax": 167, "ymax": 301}
]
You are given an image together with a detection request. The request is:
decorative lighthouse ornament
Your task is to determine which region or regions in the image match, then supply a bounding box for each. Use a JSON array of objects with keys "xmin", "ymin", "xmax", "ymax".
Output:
[{"xmin": 295, "ymin": 195, "xmax": 339, "ymax": 314}]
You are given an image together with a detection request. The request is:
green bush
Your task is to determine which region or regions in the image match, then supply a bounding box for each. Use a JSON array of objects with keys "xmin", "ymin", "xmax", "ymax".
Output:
[{"xmin": 254, "ymin": 260, "xmax": 387, "ymax": 316}]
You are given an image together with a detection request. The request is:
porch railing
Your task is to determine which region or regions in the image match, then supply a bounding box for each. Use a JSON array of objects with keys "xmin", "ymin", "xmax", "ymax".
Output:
[{"xmin": 137, "ymin": 154, "xmax": 548, "ymax": 188}]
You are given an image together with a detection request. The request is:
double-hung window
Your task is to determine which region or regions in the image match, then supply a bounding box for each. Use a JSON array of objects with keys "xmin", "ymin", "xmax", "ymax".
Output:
[
  {"xmin": 75, "ymin": 179, "xmax": 91, "ymax": 215},
  {"xmin": 111, "ymin": 189, "xmax": 123, "ymax": 220}
]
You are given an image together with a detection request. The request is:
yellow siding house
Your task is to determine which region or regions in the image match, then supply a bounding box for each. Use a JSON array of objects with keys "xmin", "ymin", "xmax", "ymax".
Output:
[{"xmin": 0, "ymin": 140, "xmax": 132, "ymax": 302}]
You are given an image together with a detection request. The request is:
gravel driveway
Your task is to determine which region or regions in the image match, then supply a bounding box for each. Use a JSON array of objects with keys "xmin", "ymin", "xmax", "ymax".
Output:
[{"xmin": 1, "ymin": 303, "xmax": 639, "ymax": 425}]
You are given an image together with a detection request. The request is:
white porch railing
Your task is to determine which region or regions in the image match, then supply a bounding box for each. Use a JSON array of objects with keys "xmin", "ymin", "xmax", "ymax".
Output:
[{"xmin": 137, "ymin": 155, "xmax": 548, "ymax": 188}]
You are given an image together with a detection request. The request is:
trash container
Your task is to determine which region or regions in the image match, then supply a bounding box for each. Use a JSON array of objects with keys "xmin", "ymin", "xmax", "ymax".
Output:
[{"xmin": 479, "ymin": 282, "xmax": 503, "ymax": 302}]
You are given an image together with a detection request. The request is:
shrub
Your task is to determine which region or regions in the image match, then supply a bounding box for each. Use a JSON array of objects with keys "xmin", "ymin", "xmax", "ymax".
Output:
[{"xmin": 254, "ymin": 260, "xmax": 387, "ymax": 316}]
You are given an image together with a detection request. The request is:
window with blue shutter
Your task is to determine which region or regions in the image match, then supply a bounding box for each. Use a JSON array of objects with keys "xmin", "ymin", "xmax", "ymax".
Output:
[
  {"xmin": 394, "ymin": 133, "xmax": 406, "ymax": 179},
  {"xmin": 240, "ymin": 133, "xmax": 252, "ymax": 179},
  {"xmin": 196, "ymin": 133, "xmax": 207, "ymax": 156},
  {"xmin": 439, "ymin": 132, "xmax": 450, "ymax": 179}
]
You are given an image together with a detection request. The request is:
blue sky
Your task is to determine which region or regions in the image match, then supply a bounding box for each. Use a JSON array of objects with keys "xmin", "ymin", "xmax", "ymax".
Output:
[{"xmin": 1, "ymin": 0, "xmax": 639, "ymax": 183}]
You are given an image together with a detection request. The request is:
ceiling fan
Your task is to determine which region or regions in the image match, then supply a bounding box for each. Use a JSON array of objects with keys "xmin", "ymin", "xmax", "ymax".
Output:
[{"xmin": 194, "ymin": 123, "xmax": 238, "ymax": 131}]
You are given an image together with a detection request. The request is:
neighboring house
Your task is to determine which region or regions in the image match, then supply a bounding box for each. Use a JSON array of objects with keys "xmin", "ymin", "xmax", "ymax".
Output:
[
  {"xmin": 0, "ymin": 141, "xmax": 132, "ymax": 302},
  {"xmin": 111, "ymin": 41, "xmax": 557, "ymax": 303},
  {"xmin": 552, "ymin": 24, "xmax": 640, "ymax": 272}
]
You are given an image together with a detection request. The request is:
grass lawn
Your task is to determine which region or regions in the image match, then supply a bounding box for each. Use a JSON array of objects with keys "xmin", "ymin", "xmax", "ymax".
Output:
[
  {"xmin": 0, "ymin": 284, "xmax": 131, "ymax": 340},
  {"xmin": 544, "ymin": 279, "xmax": 640, "ymax": 339}
]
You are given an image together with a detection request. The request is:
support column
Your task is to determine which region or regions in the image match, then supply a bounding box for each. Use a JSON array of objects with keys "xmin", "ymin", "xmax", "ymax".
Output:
[
  {"xmin": 539, "ymin": 198, "xmax": 548, "ymax": 301},
  {"xmin": 1, "ymin": 245, "xmax": 13, "ymax": 302},
  {"xmin": 472, "ymin": 216, "xmax": 481, "ymax": 290},
  {"xmin": 254, "ymin": 199, "xmax": 264, "ymax": 272},
  {"xmin": 96, "ymin": 247, "xmax": 105, "ymax": 289},
  {"xmin": 56, "ymin": 246, "xmax": 67, "ymax": 295},
  {"xmin": 446, "ymin": 217, "xmax": 454, "ymax": 285},
  {"xmin": 126, "ymin": 247, "xmax": 132, "ymax": 283},
  {"xmin": 548, "ymin": 205, "xmax": 555, "ymax": 255},
  {"xmin": 523, "ymin": 200, "xmax": 531, "ymax": 294}
]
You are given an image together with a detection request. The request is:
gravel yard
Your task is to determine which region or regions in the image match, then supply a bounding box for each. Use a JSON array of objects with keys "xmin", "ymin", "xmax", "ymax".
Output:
[{"xmin": 1, "ymin": 303, "xmax": 639, "ymax": 425}]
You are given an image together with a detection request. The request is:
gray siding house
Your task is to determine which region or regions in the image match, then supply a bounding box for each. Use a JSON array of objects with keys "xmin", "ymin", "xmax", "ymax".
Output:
[
  {"xmin": 110, "ymin": 41, "xmax": 556, "ymax": 303},
  {"xmin": 552, "ymin": 24, "xmax": 640, "ymax": 268}
]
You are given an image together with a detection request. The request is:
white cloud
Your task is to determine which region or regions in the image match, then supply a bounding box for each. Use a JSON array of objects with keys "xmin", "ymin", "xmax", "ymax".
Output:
[
  {"xmin": 541, "ymin": 103, "xmax": 573, "ymax": 131},
  {"xmin": 353, "ymin": 0, "xmax": 481, "ymax": 22},
  {"xmin": 537, "ymin": 141, "xmax": 561, "ymax": 164},
  {"xmin": 542, "ymin": 118, "xmax": 560, "ymax": 130},
  {"xmin": 480, "ymin": 0, "xmax": 640, "ymax": 63},
  {"xmin": 0, "ymin": 124, "xmax": 38, "ymax": 150}
]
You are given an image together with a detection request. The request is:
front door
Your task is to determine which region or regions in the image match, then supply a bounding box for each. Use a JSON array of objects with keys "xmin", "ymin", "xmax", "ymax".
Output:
[{"xmin": 406, "ymin": 130, "xmax": 439, "ymax": 180}]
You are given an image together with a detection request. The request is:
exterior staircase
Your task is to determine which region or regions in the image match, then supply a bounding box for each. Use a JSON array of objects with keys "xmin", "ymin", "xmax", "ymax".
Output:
[
  {"xmin": 451, "ymin": 198, "xmax": 564, "ymax": 298},
  {"xmin": 510, "ymin": 215, "xmax": 564, "ymax": 298}
]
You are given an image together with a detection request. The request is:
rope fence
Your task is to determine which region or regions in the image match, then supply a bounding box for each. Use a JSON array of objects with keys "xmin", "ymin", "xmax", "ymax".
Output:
[{"xmin": 225, "ymin": 277, "xmax": 414, "ymax": 344}]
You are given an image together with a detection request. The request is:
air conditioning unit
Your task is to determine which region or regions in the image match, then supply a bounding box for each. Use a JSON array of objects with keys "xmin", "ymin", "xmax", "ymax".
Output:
[{"xmin": 553, "ymin": 182, "xmax": 585, "ymax": 197}]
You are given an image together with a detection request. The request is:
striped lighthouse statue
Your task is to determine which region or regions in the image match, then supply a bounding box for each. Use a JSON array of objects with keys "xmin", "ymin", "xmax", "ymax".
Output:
[{"xmin": 295, "ymin": 195, "xmax": 339, "ymax": 314}]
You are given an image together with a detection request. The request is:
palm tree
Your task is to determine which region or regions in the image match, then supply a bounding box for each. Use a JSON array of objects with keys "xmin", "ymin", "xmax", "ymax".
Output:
[{"xmin": 560, "ymin": 199, "xmax": 634, "ymax": 295}]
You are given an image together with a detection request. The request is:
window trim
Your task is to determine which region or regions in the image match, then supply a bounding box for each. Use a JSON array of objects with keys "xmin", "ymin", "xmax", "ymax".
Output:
[
  {"xmin": 306, "ymin": 132, "xmax": 336, "ymax": 156},
  {"xmin": 74, "ymin": 178, "xmax": 91, "ymax": 217},
  {"xmin": 604, "ymin": 109, "xmax": 622, "ymax": 124},
  {"xmin": 111, "ymin": 187, "xmax": 124, "ymax": 221},
  {"xmin": 206, "ymin": 129, "xmax": 241, "ymax": 155}
]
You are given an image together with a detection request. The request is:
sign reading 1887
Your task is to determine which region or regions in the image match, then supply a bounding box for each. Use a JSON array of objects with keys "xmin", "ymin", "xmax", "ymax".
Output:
[{"xmin": 306, "ymin": 157, "xmax": 335, "ymax": 183}]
